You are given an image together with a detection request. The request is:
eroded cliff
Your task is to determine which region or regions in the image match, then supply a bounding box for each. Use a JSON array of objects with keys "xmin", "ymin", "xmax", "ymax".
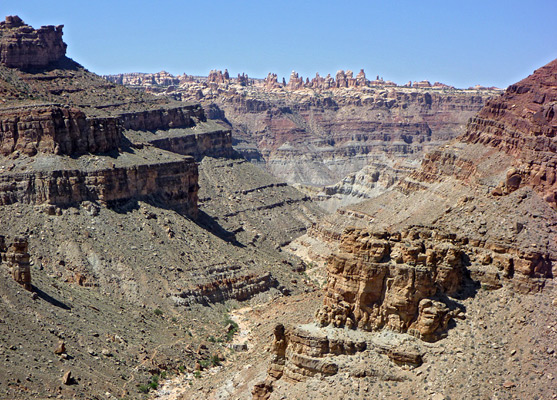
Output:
[
  {"xmin": 105, "ymin": 70, "xmax": 499, "ymax": 206},
  {"xmin": 0, "ymin": 16, "xmax": 324, "ymax": 399},
  {"xmin": 251, "ymin": 59, "xmax": 557, "ymax": 400}
]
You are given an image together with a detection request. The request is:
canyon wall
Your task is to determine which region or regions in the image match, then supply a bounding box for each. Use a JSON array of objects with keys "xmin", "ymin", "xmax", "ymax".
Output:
[
  {"xmin": 0, "ymin": 156, "xmax": 199, "ymax": 213},
  {"xmin": 106, "ymin": 71, "xmax": 499, "ymax": 190},
  {"xmin": 0, "ymin": 17, "xmax": 235, "ymax": 218},
  {"xmin": 0, "ymin": 105, "xmax": 121, "ymax": 156},
  {"xmin": 254, "ymin": 58, "xmax": 557, "ymax": 399}
]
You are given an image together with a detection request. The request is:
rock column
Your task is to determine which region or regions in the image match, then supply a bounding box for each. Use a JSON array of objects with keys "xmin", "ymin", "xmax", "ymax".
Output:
[{"xmin": 5, "ymin": 236, "xmax": 31, "ymax": 291}]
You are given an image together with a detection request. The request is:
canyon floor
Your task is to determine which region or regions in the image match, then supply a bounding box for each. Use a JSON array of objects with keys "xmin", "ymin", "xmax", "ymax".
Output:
[{"xmin": 151, "ymin": 283, "xmax": 557, "ymax": 400}]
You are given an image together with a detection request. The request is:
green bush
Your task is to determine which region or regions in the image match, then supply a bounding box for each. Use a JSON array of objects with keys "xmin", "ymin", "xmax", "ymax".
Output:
[
  {"xmin": 148, "ymin": 374, "xmax": 159, "ymax": 390},
  {"xmin": 223, "ymin": 315, "xmax": 239, "ymax": 342},
  {"xmin": 153, "ymin": 308, "xmax": 163, "ymax": 316},
  {"xmin": 138, "ymin": 384, "xmax": 150, "ymax": 393},
  {"xmin": 210, "ymin": 354, "xmax": 221, "ymax": 367}
]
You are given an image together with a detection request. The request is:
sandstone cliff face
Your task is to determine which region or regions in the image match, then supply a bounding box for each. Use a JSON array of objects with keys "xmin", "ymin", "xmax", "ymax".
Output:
[
  {"xmin": 0, "ymin": 105, "xmax": 121, "ymax": 156},
  {"xmin": 0, "ymin": 16, "xmax": 66, "ymax": 69},
  {"xmin": 188, "ymin": 86, "xmax": 493, "ymax": 187},
  {"xmin": 0, "ymin": 154, "xmax": 199, "ymax": 214},
  {"xmin": 253, "ymin": 60, "xmax": 557, "ymax": 399},
  {"xmin": 0, "ymin": 17, "xmax": 237, "ymax": 218},
  {"xmin": 462, "ymin": 59, "xmax": 557, "ymax": 207},
  {"xmin": 317, "ymin": 227, "xmax": 464, "ymax": 342},
  {"xmin": 0, "ymin": 16, "xmax": 328, "ymax": 399},
  {"xmin": 145, "ymin": 125, "xmax": 234, "ymax": 160},
  {"xmin": 117, "ymin": 103, "xmax": 205, "ymax": 131}
]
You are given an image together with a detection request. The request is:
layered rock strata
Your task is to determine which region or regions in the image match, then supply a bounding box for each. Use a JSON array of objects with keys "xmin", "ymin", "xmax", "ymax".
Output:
[
  {"xmin": 316, "ymin": 227, "xmax": 464, "ymax": 342},
  {"xmin": 116, "ymin": 103, "xmax": 205, "ymax": 132},
  {"xmin": 0, "ymin": 17, "xmax": 235, "ymax": 218},
  {"xmin": 172, "ymin": 266, "xmax": 277, "ymax": 306},
  {"xmin": 0, "ymin": 16, "xmax": 66, "ymax": 69},
  {"xmin": 106, "ymin": 70, "xmax": 499, "ymax": 189},
  {"xmin": 2, "ymin": 236, "xmax": 31, "ymax": 290},
  {"xmin": 254, "ymin": 59, "xmax": 557, "ymax": 399},
  {"xmin": 0, "ymin": 16, "xmax": 327, "ymax": 399},
  {"xmin": 0, "ymin": 105, "xmax": 121, "ymax": 156},
  {"xmin": 253, "ymin": 323, "xmax": 425, "ymax": 400},
  {"xmin": 0, "ymin": 152, "xmax": 199, "ymax": 214},
  {"xmin": 126, "ymin": 120, "xmax": 234, "ymax": 160},
  {"xmin": 462, "ymin": 59, "xmax": 557, "ymax": 207}
]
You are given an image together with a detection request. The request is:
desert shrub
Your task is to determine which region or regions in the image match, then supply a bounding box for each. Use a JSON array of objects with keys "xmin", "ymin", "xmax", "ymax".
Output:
[{"xmin": 138, "ymin": 384, "xmax": 150, "ymax": 393}]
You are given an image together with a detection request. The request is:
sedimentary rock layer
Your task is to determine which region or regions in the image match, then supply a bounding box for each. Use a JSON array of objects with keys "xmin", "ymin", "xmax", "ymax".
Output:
[
  {"xmin": 317, "ymin": 227, "xmax": 465, "ymax": 342},
  {"xmin": 117, "ymin": 103, "xmax": 205, "ymax": 131},
  {"xmin": 0, "ymin": 154, "xmax": 199, "ymax": 215},
  {"xmin": 106, "ymin": 71, "xmax": 498, "ymax": 186},
  {"xmin": 462, "ymin": 59, "xmax": 557, "ymax": 207},
  {"xmin": 0, "ymin": 105, "xmax": 121, "ymax": 156},
  {"xmin": 0, "ymin": 16, "xmax": 66, "ymax": 69}
]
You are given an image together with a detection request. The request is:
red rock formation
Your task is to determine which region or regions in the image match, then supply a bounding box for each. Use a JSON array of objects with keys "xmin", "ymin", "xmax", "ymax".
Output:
[
  {"xmin": 335, "ymin": 70, "xmax": 348, "ymax": 88},
  {"xmin": 287, "ymin": 71, "xmax": 304, "ymax": 90},
  {"xmin": 208, "ymin": 69, "xmax": 230, "ymax": 84},
  {"xmin": 413, "ymin": 80, "xmax": 432, "ymax": 88},
  {"xmin": 355, "ymin": 69, "xmax": 367, "ymax": 87},
  {"xmin": 0, "ymin": 16, "xmax": 66, "ymax": 69},
  {"xmin": 263, "ymin": 73, "xmax": 281, "ymax": 89},
  {"xmin": 462, "ymin": 58, "xmax": 557, "ymax": 207}
]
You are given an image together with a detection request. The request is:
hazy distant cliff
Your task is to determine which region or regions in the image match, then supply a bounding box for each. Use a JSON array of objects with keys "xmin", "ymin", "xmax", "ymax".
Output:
[{"xmin": 106, "ymin": 70, "xmax": 499, "ymax": 192}]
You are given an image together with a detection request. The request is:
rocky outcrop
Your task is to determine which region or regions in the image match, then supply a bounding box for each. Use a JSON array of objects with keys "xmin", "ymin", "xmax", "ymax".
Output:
[
  {"xmin": 172, "ymin": 267, "xmax": 277, "ymax": 306},
  {"xmin": 253, "ymin": 322, "xmax": 425, "ymax": 399},
  {"xmin": 0, "ymin": 155, "xmax": 199, "ymax": 214},
  {"xmin": 117, "ymin": 104, "xmax": 206, "ymax": 131},
  {"xmin": 0, "ymin": 16, "xmax": 239, "ymax": 219},
  {"xmin": 2, "ymin": 236, "xmax": 31, "ymax": 290},
  {"xmin": 0, "ymin": 105, "xmax": 121, "ymax": 156},
  {"xmin": 316, "ymin": 227, "xmax": 464, "ymax": 342},
  {"xmin": 146, "ymin": 126, "xmax": 234, "ymax": 160},
  {"xmin": 208, "ymin": 69, "xmax": 230, "ymax": 84},
  {"xmin": 462, "ymin": 59, "xmax": 557, "ymax": 208},
  {"xmin": 0, "ymin": 16, "xmax": 66, "ymax": 69},
  {"xmin": 103, "ymin": 71, "xmax": 190, "ymax": 87}
]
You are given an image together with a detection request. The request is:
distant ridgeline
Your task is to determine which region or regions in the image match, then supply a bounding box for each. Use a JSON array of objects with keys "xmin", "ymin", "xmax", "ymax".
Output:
[{"xmin": 104, "ymin": 68, "xmax": 499, "ymax": 91}]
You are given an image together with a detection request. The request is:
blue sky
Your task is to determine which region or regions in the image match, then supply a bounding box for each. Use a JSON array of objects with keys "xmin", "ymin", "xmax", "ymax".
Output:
[{"xmin": 2, "ymin": 0, "xmax": 556, "ymax": 88}]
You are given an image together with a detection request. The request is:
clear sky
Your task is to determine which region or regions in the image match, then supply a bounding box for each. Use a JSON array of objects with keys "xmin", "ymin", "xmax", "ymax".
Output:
[{"xmin": 2, "ymin": 0, "xmax": 556, "ymax": 88}]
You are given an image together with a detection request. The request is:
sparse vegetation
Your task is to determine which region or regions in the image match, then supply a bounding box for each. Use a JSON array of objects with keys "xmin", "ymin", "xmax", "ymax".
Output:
[
  {"xmin": 224, "ymin": 315, "xmax": 239, "ymax": 342},
  {"xmin": 148, "ymin": 374, "xmax": 159, "ymax": 390},
  {"xmin": 153, "ymin": 308, "xmax": 163, "ymax": 316},
  {"xmin": 138, "ymin": 384, "xmax": 150, "ymax": 394}
]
